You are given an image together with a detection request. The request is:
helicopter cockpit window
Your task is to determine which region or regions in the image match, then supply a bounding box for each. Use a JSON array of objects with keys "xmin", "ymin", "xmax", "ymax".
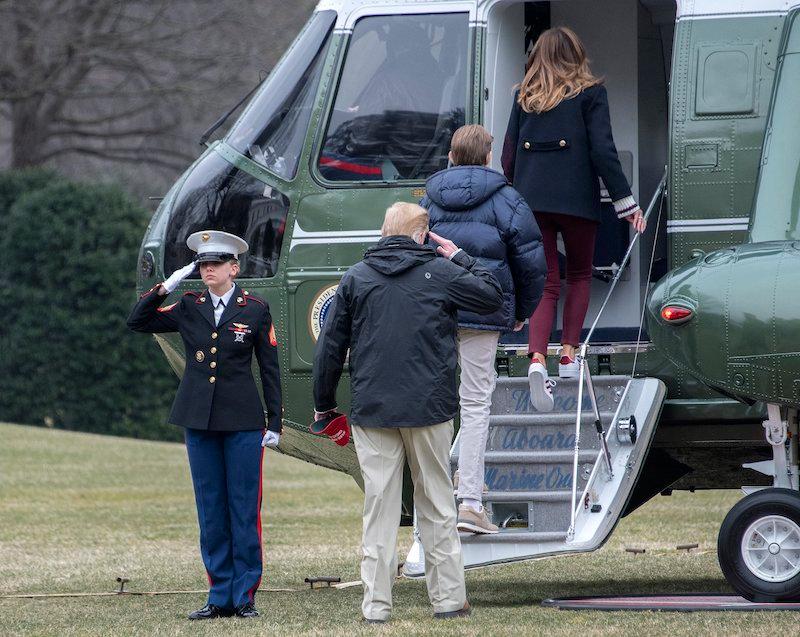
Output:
[
  {"xmin": 164, "ymin": 152, "xmax": 289, "ymax": 279},
  {"xmin": 318, "ymin": 13, "xmax": 468, "ymax": 182},
  {"xmin": 226, "ymin": 10, "xmax": 336, "ymax": 181}
]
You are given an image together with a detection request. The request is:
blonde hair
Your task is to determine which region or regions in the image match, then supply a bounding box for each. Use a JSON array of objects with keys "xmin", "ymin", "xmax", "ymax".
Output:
[
  {"xmin": 450, "ymin": 124, "xmax": 494, "ymax": 166},
  {"xmin": 516, "ymin": 27, "xmax": 600, "ymax": 114},
  {"xmin": 381, "ymin": 202, "xmax": 429, "ymax": 240}
]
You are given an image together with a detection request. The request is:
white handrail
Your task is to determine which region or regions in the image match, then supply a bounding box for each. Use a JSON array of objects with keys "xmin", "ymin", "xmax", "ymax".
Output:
[{"xmin": 567, "ymin": 169, "xmax": 668, "ymax": 541}]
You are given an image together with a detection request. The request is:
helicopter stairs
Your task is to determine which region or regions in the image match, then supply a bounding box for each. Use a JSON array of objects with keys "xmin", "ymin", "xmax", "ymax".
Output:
[{"xmin": 402, "ymin": 374, "xmax": 666, "ymax": 577}]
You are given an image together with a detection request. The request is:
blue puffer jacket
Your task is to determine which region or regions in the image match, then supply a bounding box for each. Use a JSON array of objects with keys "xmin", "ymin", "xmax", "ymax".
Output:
[{"xmin": 421, "ymin": 165, "xmax": 546, "ymax": 331}]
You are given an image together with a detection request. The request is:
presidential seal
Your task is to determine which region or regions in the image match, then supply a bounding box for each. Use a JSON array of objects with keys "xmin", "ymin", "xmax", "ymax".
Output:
[{"xmin": 308, "ymin": 283, "xmax": 338, "ymax": 342}]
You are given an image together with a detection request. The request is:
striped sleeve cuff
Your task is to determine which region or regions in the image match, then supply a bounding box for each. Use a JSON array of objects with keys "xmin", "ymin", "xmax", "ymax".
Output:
[{"xmin": 613, "ymin": 195, "xmax": 638, "ymax": 218}]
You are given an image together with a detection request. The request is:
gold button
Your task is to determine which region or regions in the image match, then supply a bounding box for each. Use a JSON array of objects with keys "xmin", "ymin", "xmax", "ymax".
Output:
[
  {"xmin": 211, "ymin": 347, "xmax": 217, "ymax": 354},
  {"xmin": 210, "ymin": 362, "xmax": 217, "ymax": 369},
  {"xmin": 195, "ymin": 351, "xmax": 204, "ymax": 362},
  {"xmin": 523, "ymin": 141, "xmax": 531, "ymax": 150},
  {"xmin": 209, "ymin": 376, "xmax": 216, "ymax": 383},
  {"xmin": 211, "ymin": 332, "xmax": 218, "ymax": 339},
  {"xmin": 559, "ymin": 139, "xmax": 566, "ymax": 147}
]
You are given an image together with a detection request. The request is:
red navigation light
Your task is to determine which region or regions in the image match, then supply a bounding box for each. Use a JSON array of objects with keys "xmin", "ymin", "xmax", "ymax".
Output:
[{"xmin": 661, "ymin": 306, "xmax": 693, "ymax": 322}]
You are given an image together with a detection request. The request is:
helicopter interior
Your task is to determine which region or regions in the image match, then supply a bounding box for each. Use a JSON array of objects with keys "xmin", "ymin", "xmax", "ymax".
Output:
[{"xmin": 486, "ymin": 0, "xmax": 676, "ymax": 348}]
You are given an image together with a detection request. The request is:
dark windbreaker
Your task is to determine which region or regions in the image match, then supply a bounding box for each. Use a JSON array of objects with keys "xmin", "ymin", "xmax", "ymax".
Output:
[
  {"xmin": 312, "ymin": 236, "xmax": 503, "ymax": 428},
  {"xmin": 421, "ymin": 165, "xmax": 546, "ymax": 331}
]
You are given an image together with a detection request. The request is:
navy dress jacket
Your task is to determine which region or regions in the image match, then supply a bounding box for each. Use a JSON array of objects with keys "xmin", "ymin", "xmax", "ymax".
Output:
[{"xmin": 127, "ymin": 283, "xmax": 282, "ymax": 433}]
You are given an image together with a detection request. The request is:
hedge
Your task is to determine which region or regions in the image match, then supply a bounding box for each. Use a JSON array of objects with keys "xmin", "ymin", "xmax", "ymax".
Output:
[{"xmin": 0, "ymin": 169, "xmax": 180, "ymax": 441}]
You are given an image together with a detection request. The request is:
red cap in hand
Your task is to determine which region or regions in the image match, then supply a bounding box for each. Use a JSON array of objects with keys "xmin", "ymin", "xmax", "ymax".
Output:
[{"xmin": 310, "ymin": 412, "xmax": 350, "ymax": 446}]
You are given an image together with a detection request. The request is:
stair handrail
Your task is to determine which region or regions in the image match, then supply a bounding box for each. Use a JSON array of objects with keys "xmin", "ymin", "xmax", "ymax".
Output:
[{"xmin": 566, "ymin": 169, "xmax": 668, "ymax": 541}]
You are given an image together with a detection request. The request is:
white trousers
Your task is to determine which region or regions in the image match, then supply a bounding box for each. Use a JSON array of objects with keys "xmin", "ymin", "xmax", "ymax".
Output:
[
  {"xmin": 352, "ymin": 421, "xmax": 466, "ymax": 621},
  {"xmin": 456, "ymin": 328, "xmax": 500, "ymax": 502}
]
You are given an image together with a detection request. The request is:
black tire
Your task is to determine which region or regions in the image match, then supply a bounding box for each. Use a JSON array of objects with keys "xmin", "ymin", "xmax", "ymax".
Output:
[{"xmin": 718, "ymin": 488, "xmax": 800, "ymax": 601}]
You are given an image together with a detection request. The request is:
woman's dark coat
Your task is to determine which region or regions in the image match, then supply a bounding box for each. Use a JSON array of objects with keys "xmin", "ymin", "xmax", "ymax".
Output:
[{"xmin": 501, "ymin": 84, "xmax": 634, "ymax": 222}]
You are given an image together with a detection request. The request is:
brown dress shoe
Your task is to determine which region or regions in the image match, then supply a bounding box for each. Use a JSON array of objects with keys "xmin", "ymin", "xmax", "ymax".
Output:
[{"xmin": 434, "ymin": 601, "xmax": 472, "ymax": 619}]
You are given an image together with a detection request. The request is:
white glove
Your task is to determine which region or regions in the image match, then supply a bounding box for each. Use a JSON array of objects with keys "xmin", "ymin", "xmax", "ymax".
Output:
[
  {"xmin": 262, "ymin": 431, "xmax": 280, "ymax": 448},
  {"xmin": 162, "ymin": 262, "xmax": 196, "ymax": 293}
]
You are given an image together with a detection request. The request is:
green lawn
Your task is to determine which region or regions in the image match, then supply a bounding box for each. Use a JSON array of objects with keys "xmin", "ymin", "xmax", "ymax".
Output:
[{"xmin": 0, "ymin": 422, "xmax": 796, "ymax": 636}]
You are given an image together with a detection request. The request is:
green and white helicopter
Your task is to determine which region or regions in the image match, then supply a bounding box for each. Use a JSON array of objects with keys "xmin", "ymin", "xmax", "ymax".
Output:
[{"xmin": 136, "ymin": 0, "xmax": 800, "ymax": 601}]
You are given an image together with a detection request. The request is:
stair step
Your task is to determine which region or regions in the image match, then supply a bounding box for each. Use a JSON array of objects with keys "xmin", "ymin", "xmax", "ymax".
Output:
[
  {"xmin": 483, "ymin": 490, "xmax": 572, "ymax": 502},
  {"xmin": 489, "ymin": 413, "xmax": 615, "ymax": 426},
  {"xmin": 460, "ymin": 530, "xmax": 567, "ymax": 544},
  {"xmin": 491, "ymin": 375, "xmax": 629, "ymax": 416},
  {"xmin": 483, "ymin": 450, "xmax": 597, "ymax": 464}
]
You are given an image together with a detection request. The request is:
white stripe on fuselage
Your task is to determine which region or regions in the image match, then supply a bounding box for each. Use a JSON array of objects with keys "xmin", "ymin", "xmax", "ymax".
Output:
[
  {"xmin": 290, "ymin": 221, "xmax": 381, "ymax": 247},
  {"xmin": 666, "ymin": 217, "xmax": 749, "ymax": 233}
]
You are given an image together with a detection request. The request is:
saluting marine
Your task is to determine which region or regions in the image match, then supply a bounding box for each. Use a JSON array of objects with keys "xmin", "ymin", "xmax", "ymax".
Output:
[{"xmin": 127, "ymin": 230, "xmax": 282, "ymax": 620}]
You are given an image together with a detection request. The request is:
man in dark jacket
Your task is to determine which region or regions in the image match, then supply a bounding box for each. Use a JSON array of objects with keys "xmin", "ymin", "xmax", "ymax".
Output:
[
  {"xmin": 421, "ymin": 124, "xmax": 546, "ymax": 534},
  {"xmin": 313, "ymin": 202, "xmax": 503, "ymax": 623}
]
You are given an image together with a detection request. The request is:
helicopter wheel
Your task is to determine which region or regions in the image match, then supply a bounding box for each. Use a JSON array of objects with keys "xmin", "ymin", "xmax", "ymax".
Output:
[{"xmin": 718, "ymin": 488, "xmax": 800, "ymax": 601}]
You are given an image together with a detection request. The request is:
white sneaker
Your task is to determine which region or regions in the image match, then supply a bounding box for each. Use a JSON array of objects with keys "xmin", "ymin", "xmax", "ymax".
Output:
[
  {"xmin": 528, "ymin": 361, "xmax": 555, "ymax": 412},
  {"xmin": 559, "ymin": 355, "xmax": 580, "ymax": 378}
]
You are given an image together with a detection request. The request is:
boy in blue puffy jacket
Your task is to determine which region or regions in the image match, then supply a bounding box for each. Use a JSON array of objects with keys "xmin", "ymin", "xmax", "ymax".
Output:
[{"xmin": 421, "ymin": 124, "xmax": 547, "ymax": 534}]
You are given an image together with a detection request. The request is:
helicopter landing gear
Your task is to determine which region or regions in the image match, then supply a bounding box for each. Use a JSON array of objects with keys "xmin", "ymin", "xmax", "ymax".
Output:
[{"xmin": 718, "ymin": 405, "xmax": 800, "ymax": 600}]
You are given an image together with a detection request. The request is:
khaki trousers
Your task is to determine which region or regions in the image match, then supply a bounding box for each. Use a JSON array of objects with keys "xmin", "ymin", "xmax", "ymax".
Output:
[
  {"xmin": 352, "ymin": 420, "xmax": 466, "ymax": 621},
  {"xmin": 456, "ymin": 328, "xmax": 500, "ymax": 502}
]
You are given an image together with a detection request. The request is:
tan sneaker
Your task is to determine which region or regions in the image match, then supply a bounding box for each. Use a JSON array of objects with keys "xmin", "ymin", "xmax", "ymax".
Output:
[
  {"xmin": 452, "ymin": 470, "xmax": 489, "ymax": 495},
  {"xmin": 457, "ymin": 505, "xmax": 499, "ymax": 534}
]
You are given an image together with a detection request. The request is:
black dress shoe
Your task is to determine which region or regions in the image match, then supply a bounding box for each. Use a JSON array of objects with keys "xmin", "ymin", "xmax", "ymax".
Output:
[
  {"xmin": 236, "ymin": 601, "xmax": 259, "ymax": 618},
  {"xmin": 187, "ymin": 604, "xmax": 234, "ymax": 620}
]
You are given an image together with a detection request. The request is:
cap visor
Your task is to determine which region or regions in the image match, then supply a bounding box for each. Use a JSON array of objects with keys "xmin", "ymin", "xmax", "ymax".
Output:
[{"xmin": 195, "ymin": 252, "xmax": 236, "ymax": 263}]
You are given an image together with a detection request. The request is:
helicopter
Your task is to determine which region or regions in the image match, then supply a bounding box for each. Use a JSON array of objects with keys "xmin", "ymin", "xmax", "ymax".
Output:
[{"xmin": 135, "ymin": 0, "xmax": 800, "ymax": 602}]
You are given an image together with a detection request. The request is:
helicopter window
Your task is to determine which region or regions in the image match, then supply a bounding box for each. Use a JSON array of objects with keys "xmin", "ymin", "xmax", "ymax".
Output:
[
  {"xmin": 164, "ymin": 152, "xmax": 289, "ymax": 279},
  {"xmin": 318, "ymin": 13, "xmax": 468, "ymax": 182},
  {"xmin": 226, "ymin": 10, "xmax": 336, "ymax": 181}
]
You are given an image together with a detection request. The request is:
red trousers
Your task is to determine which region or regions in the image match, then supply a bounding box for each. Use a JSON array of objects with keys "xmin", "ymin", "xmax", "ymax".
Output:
[{"xmin": 528, "ymin": 211, "xmax": 598, "ymax": 356}]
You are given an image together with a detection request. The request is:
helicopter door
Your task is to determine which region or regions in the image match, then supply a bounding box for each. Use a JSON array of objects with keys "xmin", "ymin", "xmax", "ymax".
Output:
[{"xmin": 484, "ymin": 0, "xmax": 675, "ymax": 346}]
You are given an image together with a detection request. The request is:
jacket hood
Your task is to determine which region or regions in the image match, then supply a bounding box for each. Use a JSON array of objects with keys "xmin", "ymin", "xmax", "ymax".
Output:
[
  {"xmin": 363, "ymin": 236, "xmax": 437, "ymax": 276},
  {"xmin": 425, "ymin": 166, "xmax": 508, "ymax": 211}
]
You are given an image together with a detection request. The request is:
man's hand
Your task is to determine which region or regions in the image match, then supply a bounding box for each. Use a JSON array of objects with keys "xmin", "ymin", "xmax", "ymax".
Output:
[
  {"xmin": 261, "ymin": 431, "xmax": 280, "ymax": 447},
  {"xmin": 161, "ymin": 262, "xmax": 196, "ymax": 294},
  {"xmin": 428, "ymin": 231, "xmax": 461, "ymax": 259},
  {"xmin": 624, "ymin": 208, "xmax": 647, "ymax": 234},
  {"xmin": 513, "ymin": 320, "xmax": 525, "ymax": 332}
]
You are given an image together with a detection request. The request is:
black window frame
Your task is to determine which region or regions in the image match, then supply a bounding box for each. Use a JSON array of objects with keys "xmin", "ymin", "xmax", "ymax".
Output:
[
  {"xmin": 311, "ymin": 11, "xmax": 472, "ymax": 188},
  {"xmin": 225, "ymin": 10, "xmax": 337, "ymax": 182}
]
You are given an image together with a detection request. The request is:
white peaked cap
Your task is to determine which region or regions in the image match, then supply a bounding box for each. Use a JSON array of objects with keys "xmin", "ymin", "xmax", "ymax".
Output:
[{"xmin": 186, "ymin": 230, "xmax": 249, "ymax": 262}]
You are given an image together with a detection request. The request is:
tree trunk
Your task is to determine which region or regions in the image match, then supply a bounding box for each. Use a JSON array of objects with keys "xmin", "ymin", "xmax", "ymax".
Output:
[{"xmin": 10, "ymin": 98, "xmax": 47, "ymax": 167}]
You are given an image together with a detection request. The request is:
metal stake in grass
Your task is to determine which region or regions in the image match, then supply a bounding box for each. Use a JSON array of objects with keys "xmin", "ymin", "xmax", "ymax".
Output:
[
  {"xmin": 625, "ymin": 547, "xmax": 646, "ymax": 555},
  {"xmin": 305, "ymin": 576, "xmax": 342, "ymax": 589},
  {"xmin": 677, "ymin": 543, "xmax": 699, "ymax": 553}
]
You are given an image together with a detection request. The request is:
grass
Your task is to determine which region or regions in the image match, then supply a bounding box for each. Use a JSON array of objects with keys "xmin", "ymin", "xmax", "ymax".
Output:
[{"xmin": 0, "ymin": 422, "xmax": 797, "ymax": 636}]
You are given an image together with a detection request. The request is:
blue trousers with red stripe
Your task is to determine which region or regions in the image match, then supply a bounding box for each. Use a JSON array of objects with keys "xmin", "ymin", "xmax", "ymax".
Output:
[{"xmin": 184, "ymin": 428, "xmax": 264, "ymax": 609}]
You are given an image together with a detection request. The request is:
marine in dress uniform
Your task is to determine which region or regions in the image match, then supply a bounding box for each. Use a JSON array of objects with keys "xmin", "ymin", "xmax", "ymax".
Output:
[{"xmin": 127, "ymin": 231, "xmax": 282, "ymax": 620}]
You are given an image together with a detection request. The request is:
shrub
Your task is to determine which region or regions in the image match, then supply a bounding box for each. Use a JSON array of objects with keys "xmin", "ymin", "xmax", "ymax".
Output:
[{"xmin": 0, "ymin": 170, "xmax": 180, "ymax": 441}]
